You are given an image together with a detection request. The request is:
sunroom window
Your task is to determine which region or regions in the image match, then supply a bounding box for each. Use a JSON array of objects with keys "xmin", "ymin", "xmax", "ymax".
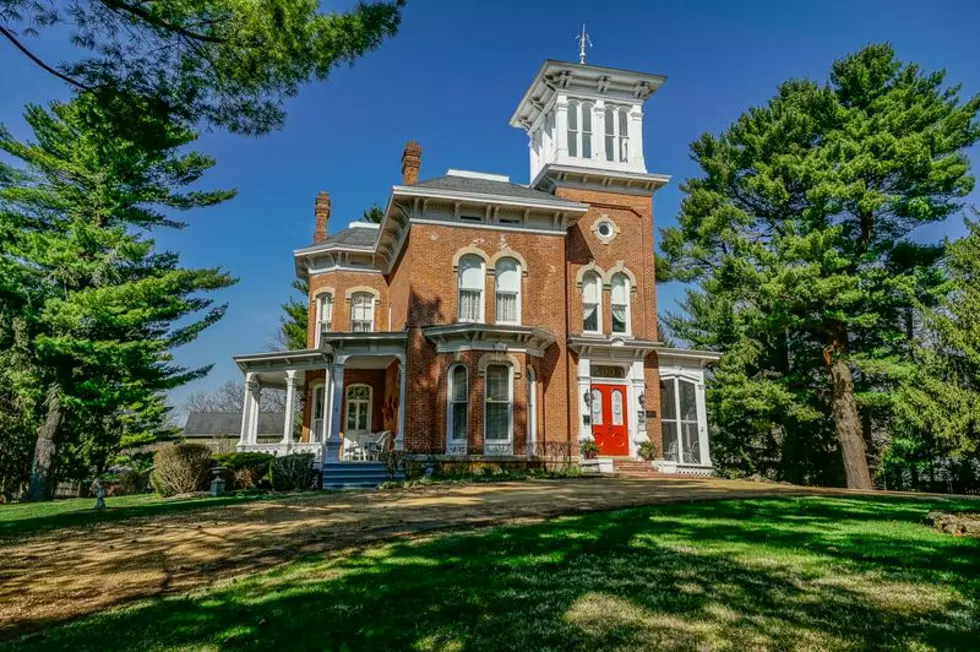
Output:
[{"xmin": 660, "ymin": 377, "xmax": 702, "ymax": 465}]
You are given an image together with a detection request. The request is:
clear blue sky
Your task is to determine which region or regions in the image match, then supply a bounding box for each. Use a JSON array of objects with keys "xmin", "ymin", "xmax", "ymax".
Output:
[{"xmin": 3, "ymin": 0, "xmax": 979, "ymax": 416}]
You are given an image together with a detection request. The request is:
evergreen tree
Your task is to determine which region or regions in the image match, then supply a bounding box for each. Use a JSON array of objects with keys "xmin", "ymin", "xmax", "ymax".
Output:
[
  {"xmin": 0, "ymin": 0, "xmax": 403, "ymax": 135},
  {"xmin": 660, "ymin": 44, "xmax": 980, "ymax": 488},
  {"xmin": 0, "ymin": 94, "xmax": 236, "ymax": 500}
]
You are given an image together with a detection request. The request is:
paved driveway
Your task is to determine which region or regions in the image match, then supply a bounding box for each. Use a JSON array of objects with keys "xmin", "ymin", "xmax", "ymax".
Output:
[{"xmin": 0, "ymin": 477, "xmax": 839, "ymax": 635}]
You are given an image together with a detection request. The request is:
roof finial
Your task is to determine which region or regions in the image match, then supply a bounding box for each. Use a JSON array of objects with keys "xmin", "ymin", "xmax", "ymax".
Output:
[{"xmin": 576, "ymin": 23, "xmax": 592, "ymax": 65}]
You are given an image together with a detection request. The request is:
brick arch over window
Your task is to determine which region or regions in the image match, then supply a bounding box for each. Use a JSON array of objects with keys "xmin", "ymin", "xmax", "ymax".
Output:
[
  {"xmin": 602, "ymin": 261, "xmax": 638, "ymax": 291},
  {"xmin": 312, "ymin": 286, "xmax": 336, "ymax": 299},
  {"xmin": 344, "ymin": 286, "xmax": 381, "ymax": 301},
  {"xmin": 477, "ymin": 352, "xmax": 523, "ymax": 379},
  {"xmin": 451, "ymin": 245, "xmax": 489, "ymax": 270},
  {"xmin": 488, "ymin": 249, "xmax": 529, "ymax": 273},
  {"xmin": 574, "ymin": 261, "xmax": 606, "ymax": 288}
]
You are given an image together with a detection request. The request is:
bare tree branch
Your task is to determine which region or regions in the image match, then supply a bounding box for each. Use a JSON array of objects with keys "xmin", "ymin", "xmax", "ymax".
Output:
[
  {"xmin": 0, "ymin": 24, "xmax": 92, "ymax": 91},
  {"xmin": 98, "ymin": 0, "xmax": 226, "ymax": 44}
]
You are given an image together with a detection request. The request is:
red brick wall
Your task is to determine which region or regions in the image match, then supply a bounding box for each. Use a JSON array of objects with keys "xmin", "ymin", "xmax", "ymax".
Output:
[{"xmin": 307, "ymin": 272, "xmax": 390, "ymax": 348}]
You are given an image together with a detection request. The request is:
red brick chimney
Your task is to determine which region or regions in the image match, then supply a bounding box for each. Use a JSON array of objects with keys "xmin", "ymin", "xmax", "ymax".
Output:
[
  {"xmin": 313, "ymin": 191, "xmax": 330, "ymax": 244},
  {"xmin": 400, "ymin": 141, "xmax": 422, "ymax": 185}
]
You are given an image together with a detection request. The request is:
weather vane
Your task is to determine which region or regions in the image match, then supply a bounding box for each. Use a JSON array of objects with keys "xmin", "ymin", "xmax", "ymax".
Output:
[{"xmin": 576, "ymin": 24, "xmax": 592, "ymax": 65}]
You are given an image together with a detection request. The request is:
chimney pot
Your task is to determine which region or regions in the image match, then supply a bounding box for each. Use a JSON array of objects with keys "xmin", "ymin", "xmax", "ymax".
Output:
[
  {"xmin": 401, "ymin": 141, "xmax": 422, "ymax": 185},
  {"xmin": 313, "ymin": 191, "xmax": 330, "ymax": 244}
]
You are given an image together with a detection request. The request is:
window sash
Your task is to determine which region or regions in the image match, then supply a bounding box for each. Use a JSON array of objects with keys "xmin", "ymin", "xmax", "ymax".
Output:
[
  {"xmin": 496, "ymin": 291, "xmax": 518, "ymax": 323},
  {"xmin": 350, "ymin": 294, "xmax": 374, "ymax": 332},
  {"xmin": 611, "ymin": 303, "xmax": 628, "ymax": 333},
  {"xmin": 458, "ymin": 288, "xmax": 482, "ymax": 322},
  {"xmin": 583, "ymin": 302, "xmax": 599, "ymax": 332},
  {"xmin": 484, "ymin": 366, "xmax": 511, "ymax": 442}
]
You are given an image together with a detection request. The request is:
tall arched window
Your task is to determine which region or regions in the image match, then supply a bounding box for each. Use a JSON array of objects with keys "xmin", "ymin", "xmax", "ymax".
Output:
[
  {"xmin": 582, "ymin": 272, "xmax": 602, "ymax": 333},
  {"xmin": 567, "ymin": 100, "xmax": 579, "ymax": 158},
  {"xmin": 567, "ymin": 101, "xmax": 593, "ymax": 160},
  {"xmin": 311, "ymin": 383, "xmax": 325, "ymax": 442},
  {"xmin": 484, "ymin": 364, "xmax": 512, "ymax": 446},
  {"xmin": 610, "ymin": 273, "xmax": 630, "ymax": 335},
  {"xmin": 526, "ymin": 366, "xmax": 537, "ymax": 454},
  {"xmin": 457, "ymin": 254, "xmax": 485, "ymax": 322},
  {"xmin": 350, "ymin": 292, "xmax": 374, "ymax": 332},
  {"xmin": 345, "ymin": 384, "xmax": 372, "ymax": 434},
  {"xmin": 604, "ymin": 106, "xmax": 630, "ymax": 163},
  {"xmin": 661, "ymin": 377, "xmax": 702, "ymax": 464},
  {"xmin": 448, "ymin": 364, "xmax": 468, "ymax": 445},
  {"xmin": 314, "ymin": 293, "xmax": 333, "ymax": 346},
  {"xmin": 494, "ymin": 257, "xmax": 521, "ymax": 325}
]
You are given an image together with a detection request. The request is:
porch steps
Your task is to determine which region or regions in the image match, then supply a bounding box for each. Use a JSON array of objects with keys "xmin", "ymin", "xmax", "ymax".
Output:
[
  {"xmin": 613, "ymin": 460, "xmax": 714, "ymax": 479},
  {"xmin": 321, "ymin": 462, "xmax": 398, "ymax": 489}
]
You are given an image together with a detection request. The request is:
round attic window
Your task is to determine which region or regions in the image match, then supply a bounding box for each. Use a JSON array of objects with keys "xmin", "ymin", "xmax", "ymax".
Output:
[{"xmin": 592, "ymin": 216, "xmax": 619, "ymax": 244}]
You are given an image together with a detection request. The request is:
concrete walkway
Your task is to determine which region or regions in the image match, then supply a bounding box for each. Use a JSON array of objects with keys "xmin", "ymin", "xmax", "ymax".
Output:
[{"xmin": 0, "ymin": 477, "xmax": 845, "ymax": 635}]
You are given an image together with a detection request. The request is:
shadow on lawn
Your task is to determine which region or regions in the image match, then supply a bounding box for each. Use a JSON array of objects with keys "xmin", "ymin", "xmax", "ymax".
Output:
[{"xmin": 11, "ymin": 494, "xmax": 980, "ymax": 652}]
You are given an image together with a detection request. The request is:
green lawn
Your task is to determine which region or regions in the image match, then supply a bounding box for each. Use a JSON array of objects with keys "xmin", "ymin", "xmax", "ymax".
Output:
[
  {"xmin": 6, "ymin": 494, "xmax": 979, "ymax": 651},
  {"xmin": 0, "ymin": 491, "xmax": 277, "ymax": 537}
]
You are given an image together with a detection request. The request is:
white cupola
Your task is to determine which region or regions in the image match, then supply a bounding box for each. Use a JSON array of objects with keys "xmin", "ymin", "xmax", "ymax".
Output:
[{"xmin": 509, "ymin": 59, "xmax": 666, "ymax": 183}]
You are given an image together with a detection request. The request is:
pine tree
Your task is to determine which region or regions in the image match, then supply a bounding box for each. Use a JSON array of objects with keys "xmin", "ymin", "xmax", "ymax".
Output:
[
  {"xmin": 660, "ymin": 44, "xmax": 980, "ymax": 488},
  {"xmin": 0, "ymin": 94, "xmax": 236, "ymax": 500}
]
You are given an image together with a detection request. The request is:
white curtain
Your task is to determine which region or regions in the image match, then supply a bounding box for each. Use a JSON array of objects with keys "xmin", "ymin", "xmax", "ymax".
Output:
[
  {"xmin": 582, "ymin": 272, "xmax": 601, "ymax": 332},
  {"xmin": 495, "ymin": 258, "xmax": 520, "ymax": 323},
  {"xmin": 458, "ymin": 255, "xmax": 484, "ymax": 322},
  {"xmin": 485, "ymin": 366, "xmax": 510, "ymax": 441},
  {"xmin": 611, "ymin": 274, "xmax": 629, "ymax": 333}
]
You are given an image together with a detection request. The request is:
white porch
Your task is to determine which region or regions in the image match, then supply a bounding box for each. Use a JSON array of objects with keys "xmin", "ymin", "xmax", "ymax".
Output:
[{"xmin": 232, "ymin": 332, "xmax": 408, "ymax": 467}]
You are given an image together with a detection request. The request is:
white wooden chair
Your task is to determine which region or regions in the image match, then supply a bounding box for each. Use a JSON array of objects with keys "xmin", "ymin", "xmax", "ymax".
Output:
[{"xmin": 364, "ymin": 430, "xmax": 393, "ymax": 460}]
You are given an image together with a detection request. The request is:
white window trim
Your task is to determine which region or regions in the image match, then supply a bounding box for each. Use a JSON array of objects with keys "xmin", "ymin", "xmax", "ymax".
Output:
[
  {"xmin": 483, "ymin": 364, "xmax": 514, "ymax": 452},
  {"xmin": 494, "ymin": 258, "xmax": 522, "ymax": 326},
  {"xmin": 611, "ymin": 273, "xmax": 631, "ymax": 337},
  {"xmin": 310, "ymin": 382, "xmax": 326, "ymax": 442},
  {"xmin": 344, "ymin": 383, "xmax": 373, "ymax": 435},
  {"xmin": 314, "ymin": 293, "xmax": 333, "ymax": 347},
  {"xmin": 457, "ymin": 255, "xmax": 486, "ymax": 324},
  {"xmin": 582, "ymin": 272, "xmax": 603, "ymax": 334},
  {"xmin": 604, "ymin": 105, "xmax": 630, "ymax": 163},
  {"xmin": 447, "ymin": 364, "xmax": 468, "ymax": 450},
  {"xmin": 526, "ymin": 367, "xmax": 537, "ymax": 452},
  {"xmin": 349, "ymin": 293, "xmax": 375, "ymax": 332}
]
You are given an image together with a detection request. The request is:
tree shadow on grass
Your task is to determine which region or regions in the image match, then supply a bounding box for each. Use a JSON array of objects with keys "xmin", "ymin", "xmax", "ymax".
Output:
[{"xmin": 8, "ymin": 495, "xmax": 980, "ymax": 652}]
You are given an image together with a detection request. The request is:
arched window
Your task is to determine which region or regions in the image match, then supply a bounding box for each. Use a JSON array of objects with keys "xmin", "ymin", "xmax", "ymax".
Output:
[
  {"xmin": 660, "ymin": 377, "xmax": 702, "ymax": 464},
  {"xmin": 604, "ymin": 106, "xmax": 630, "ymax": 163},
  {"xmin": 582, "ymin": 272, "xmax": 602, "ymax": 333},
  {"xmin": 314, "ymin": 293, "xmax": 333, "ymax": 346},
  {"xmin": 567, "ymin": 100, "xmax": 579, "ymax": 157},
  {"xmin": 448, "ymin": 364, "xmax": 468, "ymax": 445},
  {"xmin": 581, "ymin": 101, "xmax": 593, "ymax": 159},
  {"xmin": 484, "ymin": 364, "xmax": 512, "ymax": 445},
  {"xmin": 345, "ymin": 384, "xmax": 372, "ymax": 435},
  {"xmin": 526, "ymin": 366, "xmax": 537, "ymax": 453},
  {"xmin": 494, "ymin": 257, "xmax": 521, "ymax": 325},
  {"xmin": 458, "ymin": 254, "xmax": 485, "ymax": 323},
  {"xmin": 350, "ymin": 292, "xmax": 374, "ymax": 332},
  {"xmin": 611, "ymin": 273, "xmax": 630, "ymax": 334}
]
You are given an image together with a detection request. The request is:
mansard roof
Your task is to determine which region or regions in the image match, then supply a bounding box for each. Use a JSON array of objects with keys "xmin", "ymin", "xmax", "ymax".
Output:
[
  {"xmin": 319, "ymin": 223, "xmax": 379, "ymax": 248},
  {"xmin": 414, "ymin": 174, "xmax": 561, "ymax": 203}
]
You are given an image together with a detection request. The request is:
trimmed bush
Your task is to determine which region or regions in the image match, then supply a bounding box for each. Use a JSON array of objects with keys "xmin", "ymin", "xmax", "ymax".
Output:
[
  {"xmin": 213, "ymin": 452, "xmax": 275, "ymax": 490},
  {"xmin": 117, "ymin": 468, "xmax": 152, "ymax": 495},
  {"xmin": 269, "ymin": 453, "xmax": 316, "ymax": 491},
  {"xmin": 151, "ymin": 444, "xmax": 213, "ymax": 496}
]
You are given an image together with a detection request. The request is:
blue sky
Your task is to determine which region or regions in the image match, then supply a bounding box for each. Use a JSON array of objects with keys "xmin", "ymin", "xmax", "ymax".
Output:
[{"xmin": 3, "ymin": 0, "xmax": 979, "ymax": 416}]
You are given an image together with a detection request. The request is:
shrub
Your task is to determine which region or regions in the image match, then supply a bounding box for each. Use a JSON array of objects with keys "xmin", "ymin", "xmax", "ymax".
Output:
[
  {"xmin": 269, "ymin": 453, "xmax": 316, "ymax": 491},
  {"xmin": 213, "ymin": 452, "xmax": 275, "ymax": 490},
  {"xmin": 378, "ymin": 450, "xmax": 407, "ymax": 478},
  {"xmin": 578, "ymin": 439, "xmax": 600, "ymax": 459},
  {"xmin": 151, "ymin": 444, "xmax": 213, "ymax": 496},
  {"xmin": 637, "ymin": 440, "xmax": 657, "ymax": 461},
  {"xmin": 117, "ymin": 468, "xmax": 152, "ymax": 495}
]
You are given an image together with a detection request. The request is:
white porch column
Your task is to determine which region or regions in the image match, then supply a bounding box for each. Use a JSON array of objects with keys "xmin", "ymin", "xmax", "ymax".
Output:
[
  {"xmin": 248, "ymin": 381, "xmax": 261, "ymax": 445},
  {"xmin": 324, "ymin": 359, "xmax": 346, "ymax": 464},
  {"xmin": 696, "ymin": 377, "xmax": 712, "ymax": 466},
  {"xmin": 280, "ymin": 369, "xmax": 299, "ymax": 446},
  {"xmin": 396, "ymin": 355, "xmax": 406, "ymax": 450},
  {"xmin": 239, "ymin": 372, "xmax": 257, "ymax": 448},
  {"xmin": 628, "ymin": 360, "xmax": 646, "ymax": 458},
  {"xmin": 577, "ymin": 357, "xmax": 593, "ymax": 442}
]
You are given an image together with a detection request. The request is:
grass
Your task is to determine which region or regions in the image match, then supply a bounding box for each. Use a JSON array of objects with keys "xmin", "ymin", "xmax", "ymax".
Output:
[
  {"xmin": 0, "ymin": 491, "xmax": 278, "ymax": 537},
  {"xmin": 5, "ymin": 493, "xmax": 979, "ymax": 651}
]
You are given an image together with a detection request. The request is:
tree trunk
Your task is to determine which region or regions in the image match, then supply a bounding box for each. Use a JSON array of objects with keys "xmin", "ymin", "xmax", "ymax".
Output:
[
  {"xmin": 827, "ymin": 354, "xmax": 874, "ymax": 490},
  {"xmin": 24, "ymin": 385, "xmax": 64, "ymax": 502}
]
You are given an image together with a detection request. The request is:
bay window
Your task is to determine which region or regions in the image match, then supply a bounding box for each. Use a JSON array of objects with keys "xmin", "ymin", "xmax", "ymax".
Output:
[
  {"xmin": 314, "ymin": 293, "xmax": 333, "ymax": 346},
  {"xmin": 484, "ymin": 365, "xmax": 512, "ymax": 444},
  {"xmin": 448, "ymin": 364, "xmax": 468, "ymax": 444}
]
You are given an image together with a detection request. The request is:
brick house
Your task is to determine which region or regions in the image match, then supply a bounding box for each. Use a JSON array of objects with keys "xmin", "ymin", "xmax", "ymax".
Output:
[{"xmin": 233, "ymin": 58, "xmax": 719, "ymax": 482}]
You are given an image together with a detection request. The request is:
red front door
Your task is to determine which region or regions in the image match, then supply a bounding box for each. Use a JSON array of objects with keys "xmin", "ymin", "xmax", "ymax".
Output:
[{"xmin": 591, "ymin": 384, "xmax": 629, "ymax": 456}]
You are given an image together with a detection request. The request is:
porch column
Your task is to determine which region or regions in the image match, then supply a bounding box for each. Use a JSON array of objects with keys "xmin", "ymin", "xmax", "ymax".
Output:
[
  {"xmin": 577, "ymin": 357, "xmax": 593, "ymax": 442},
  {"xmin": 239, "ymin": 372, "xmax": 257, "ymax": 448},
  {"xmin": 324, "ymin": 359, "xmax": 345, "ymax": 464},
  {"xmin": 247, "ymin": 380, "xmax": 261, "ymax": 445},
  {"xmin": 281, "ymin": 369, "xmax": 299, "ymax": 446},
  {"xmin": 396, "ymin": 355, "xmax": 406, "ymax": 450},
  {"xmin": 696, "ymin": 378, "xmax": 712, "ymax": 466}
]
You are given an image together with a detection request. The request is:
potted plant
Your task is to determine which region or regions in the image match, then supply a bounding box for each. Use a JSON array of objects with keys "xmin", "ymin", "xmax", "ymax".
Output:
[
  {"xmin": 579, "ymin": 439, "xmax": 600, "ymax": 460},
  {"xmin": 637, "ymin": 441, "xmax": 656, "ymax": 462}
]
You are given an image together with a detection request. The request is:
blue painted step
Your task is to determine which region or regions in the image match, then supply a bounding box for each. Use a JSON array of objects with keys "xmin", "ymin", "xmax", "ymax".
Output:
[{"xmin": 321, "ymin": 462, "xmax": 401, "ymax": 489}]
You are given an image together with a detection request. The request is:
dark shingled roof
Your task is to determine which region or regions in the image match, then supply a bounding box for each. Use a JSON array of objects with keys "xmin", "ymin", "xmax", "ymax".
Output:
[
  {"xmin": 415, "ymin": 175, "xmax": 560, "ymax": 202},
  {"xmin": 183, "ymin": 411, "xmax": 285, "ymax": 437},
  {"xmin": 321, "ymin": 224, "xmax": 379, "ymax": 248}
]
